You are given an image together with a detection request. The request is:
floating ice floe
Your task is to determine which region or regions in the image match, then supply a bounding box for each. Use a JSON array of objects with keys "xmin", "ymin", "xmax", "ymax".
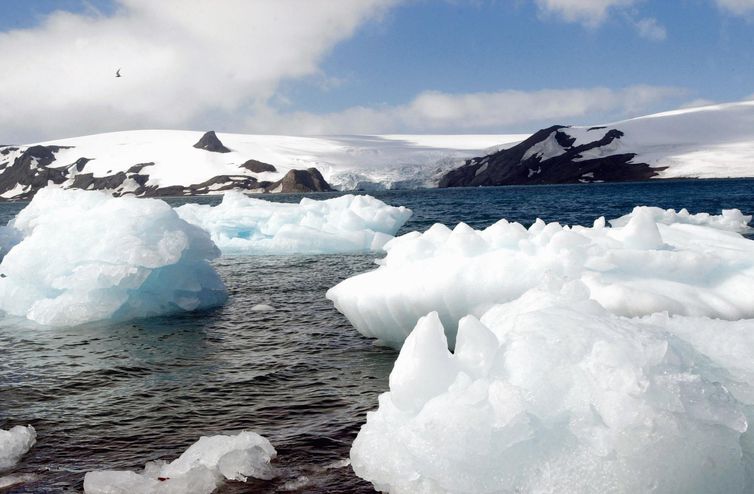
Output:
[
  {"xmin": 0, "ymin": 425, "xmax": 36, "ymax": 471},
  {"xmin": 351, "ymin": 284, "xmax": 754, "ymax": 493},
  {"xmin": 327, "ymin": 206, "xmax": 754, "ymax": 348},
  {"xmin": 0, "ymin": 188, "xmax": 227, "ymax": 326},
  {"xmin": 175, "ymin": 192, "xmax": 412, "ymax": 255},
  {"xmin": 84, "ymin": 431, "xmax": 276, "ymax": 494},
  {"xmin": 609, "ymin": 206, "xmax": 753, "ymax": 232}
]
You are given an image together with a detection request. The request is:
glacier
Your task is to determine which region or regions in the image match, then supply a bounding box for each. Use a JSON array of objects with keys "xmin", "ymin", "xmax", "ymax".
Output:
[
  {"xmin": 175, "ymin": 191, "xmax": 412, "ymax": 255},
  {"xmin": 84, "ymin": 430, "xmax": 275, "ymax": 494},
  {"xmin": 327, "ymin": 206, "xmax": 754, "ymax": 348},
  {"xmin": 0, "ymin": 426, "xmax": 35, "ymax": 471},
  {"xmin": 0, "ymin": 188, "xmax": 227, "ymax": 326},
  {"xmin": 350, "ymin": 286, "xmax": 754, "ymax": 493}
]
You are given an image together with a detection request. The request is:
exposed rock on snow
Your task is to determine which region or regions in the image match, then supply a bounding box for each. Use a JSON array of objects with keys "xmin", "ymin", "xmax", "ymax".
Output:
[
  {"xmin": 84, "ymin": 431, "xmax": 276, "ymax": 494},
  {"xmin": 439, "ymin": 125, "xmax": 658, "ymax": 187},
  {"xmin": 440, "ymin": 99, "xmax": 754, "ymax": 187},
  {"xmin": 0, "ymin": 425, "xmax": 36, "ymax": 471},
  {"xmin": 327, "ymin": 206, "xmax": 754, "ymax": 348},
  {"xmin": 193, "ymin": 131, "xmax": 231, "ymax": 153},
  {"xmin": 351, "ymin": 287, "xmax": 754, "ymax": 493},
  {"xmin": 175, "ymin": 191, "xmax": 412, "ymax": 255},
  {"xmin": 240, "ymin": 159, "xmax": 276, "ymax": 173},
  {"xmin": 0, "ymin": 188, "xmax": 227, "ymax": 326},
  {"xmin": 0, "ymin": 145, "xmax": 71, "ymax": 200},
  {"xmin": 269, "ymin": 168, "xmax": 333, "ymax": 193}
]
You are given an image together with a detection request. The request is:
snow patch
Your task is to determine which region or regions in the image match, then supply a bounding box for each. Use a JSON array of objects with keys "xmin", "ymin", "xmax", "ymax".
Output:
[{"xmin": 521, "ymin": 131, "xmax": 567, "ymax": 161}]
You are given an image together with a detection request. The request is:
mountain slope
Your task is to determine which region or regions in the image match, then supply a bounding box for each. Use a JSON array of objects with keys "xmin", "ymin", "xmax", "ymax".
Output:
[
  {"xmin": 440, "ymin": 100, "xmax": 754, "ymax": 187},
  {"xmin": 0, "ymin": 131, "xmax": 523, "ymax": 200}
]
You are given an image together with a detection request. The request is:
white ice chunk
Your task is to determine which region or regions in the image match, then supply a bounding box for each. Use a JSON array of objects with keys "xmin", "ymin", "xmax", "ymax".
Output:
[
  {"xmin": 0, "ymin": 187, "xmax": 227, "ymax": 326},
  {"xmin": 84, "ymin": 431, "xmax": 275, "ymax": 494},
  {"xmin": 327, "ymin": 206, "xmax": 754, "ymax": 348},
  {"xmin": 610, "ymin": 205, "xmax": 753, "ymax": 233},
  {"xmin": 351, "ymin": 286, "xmax": 753, "ymax": 493},
  {"xmin": 0, "ymin": 425, "xmax": 36, "ymax": 471},
  {"xmin": 175, "ymin": 192, "xmax": 412, "ymax": 255}
]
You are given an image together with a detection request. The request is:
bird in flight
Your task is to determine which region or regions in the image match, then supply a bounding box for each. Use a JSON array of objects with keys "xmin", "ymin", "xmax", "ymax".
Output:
[{"xmin": 116, "ymin": 68, "xmax": 122, "ymax": 78}]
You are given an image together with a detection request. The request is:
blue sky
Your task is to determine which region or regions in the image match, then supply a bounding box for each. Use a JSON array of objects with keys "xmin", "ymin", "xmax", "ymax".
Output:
[{"xmin": 0, "ymin": 0, "xmax": 753, "ymax": 141}]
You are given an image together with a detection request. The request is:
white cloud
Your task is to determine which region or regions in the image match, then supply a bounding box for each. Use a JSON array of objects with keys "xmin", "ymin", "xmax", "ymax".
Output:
[
  {"xmin": 715, "ymin": 0, "xmax": 754, "ymax": 15},
  {"xmin": 243, "ymin": 85, "xmax": 688, "ymax": 134},
  {"xmin": 0, "ymin": 0, "xmax": 398, "ymax": 143},
  {"xmin": 634, "ymin": 17, "xmax": 666, "ymax": 41},
  {"xmin": 535, "ymin": 0, "xmax": 637, "ymax": 26}
]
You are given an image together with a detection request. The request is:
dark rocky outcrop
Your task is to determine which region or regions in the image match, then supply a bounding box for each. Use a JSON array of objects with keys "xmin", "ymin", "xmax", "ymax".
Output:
[
  {"xmin": 269, "ymin": 168, "xmax": 333, "ymax": 193},
  {"xmin": 193, "ymin": 131, "xmax": 231, "ymax": 153},
  {"xmin": 439, "ymin": 125, "xmax": 665, "ymax": 188},
  {"xmin": 240, "ymin": 159, "xmax": 277, "ymax": 173},
  {"xmin": 0, "ymin": 145, "xmax": 72, "ymax": 199},
  {"xmin": 126, "ymin": 162, "xmax": 154, "ymax": 174}
]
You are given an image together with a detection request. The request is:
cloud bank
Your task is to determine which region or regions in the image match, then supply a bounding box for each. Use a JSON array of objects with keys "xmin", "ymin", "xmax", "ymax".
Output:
[
  {"xmin": 0, "ymin": 0, "xmax": 397, "ymax": 142},
  {"xmin": 244, "ymin": 85, "xmax": 687, "ymax": 134},
  {"xmin": 0, "ymin": 1, "xmax": 691, "ymax": 141}
]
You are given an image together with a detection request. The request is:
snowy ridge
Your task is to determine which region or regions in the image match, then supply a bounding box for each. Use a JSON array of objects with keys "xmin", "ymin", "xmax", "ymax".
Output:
[
  {"xmin": 440, "ymin": 99, "xmax": 754, "ymax": 186},
  {"xmin": 0, "ymin": 131, "xmax": 523, "ymax": 200}
]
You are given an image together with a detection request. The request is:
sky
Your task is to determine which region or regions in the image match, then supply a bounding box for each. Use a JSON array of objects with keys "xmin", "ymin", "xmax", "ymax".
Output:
[{"xmin": 0, "ymin": 0, "xmax": 753, "ymax": 142}]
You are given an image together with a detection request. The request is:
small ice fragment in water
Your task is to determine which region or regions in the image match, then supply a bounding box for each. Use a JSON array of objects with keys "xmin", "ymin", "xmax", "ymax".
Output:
[
  {"xmin": 84, "ymin": 430, "xmax": 275, "ymax": 494},
  {"xmin": 0, "ymin": 425, "xmax": 36, "ymax": 471}
]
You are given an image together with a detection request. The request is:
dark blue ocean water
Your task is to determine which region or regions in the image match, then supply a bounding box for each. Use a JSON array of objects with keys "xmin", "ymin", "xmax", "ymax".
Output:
[{"xmin": 1, "ymin": 179, "xmax": 753, "ymax": 493}]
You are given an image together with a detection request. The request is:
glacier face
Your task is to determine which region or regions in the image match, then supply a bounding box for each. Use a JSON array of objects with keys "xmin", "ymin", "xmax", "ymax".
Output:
[
  {"xmin": 327, "ymin": 206, "xmax": 754, "ymax": 349},
  {"xmin": 0, "ymin": 188, "xmax": 227, "ymax": 326},
  {"xmin": 351, "ymin": 288, "xmax": 754, "ymax": 494},
  {"xmin": 84, "ymin": 431, "xmax": 276, "ymax": 494},
  {"xmin": 175, "ymin": 191, "xmax": 412, "ymax": 255}
]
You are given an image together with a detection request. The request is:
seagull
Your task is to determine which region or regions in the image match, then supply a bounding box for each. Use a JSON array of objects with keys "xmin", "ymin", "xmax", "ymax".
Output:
[{"xmin": 116, "ymin": 68, "xmax": 122, "ymax": 78}]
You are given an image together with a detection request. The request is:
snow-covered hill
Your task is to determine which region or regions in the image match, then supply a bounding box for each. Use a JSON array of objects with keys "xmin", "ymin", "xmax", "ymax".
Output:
[
  {"xmin": 0, "ymin": 131, "xmax": 523, "ymax": 200},
  {"xmin": 440, "ymin": 100, "xmax": 754, "ymax": 187}
]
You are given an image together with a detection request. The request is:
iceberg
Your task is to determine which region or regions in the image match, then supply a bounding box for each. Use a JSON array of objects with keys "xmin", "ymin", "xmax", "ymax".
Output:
[
  {"xmin": 351, "ymin": 284, "xmax": 754, "ymax": 494},
  {"xmin": 0, "ymin": 425, "xmax": 36, "ymax": 471},
  {"xmin": 175, "ymin": 192, "xmax": 412, "ymax": 255},
  {"xmin": 0, "ymin": 188, "xmax": 227, "ymax": 326},
  {"xmin": 84, "ymin": 430, "xmax": 276, "ymax": 494},
  {"xmin": 327, "ymin": 206, "xmax": 754, "ymax": 348}
]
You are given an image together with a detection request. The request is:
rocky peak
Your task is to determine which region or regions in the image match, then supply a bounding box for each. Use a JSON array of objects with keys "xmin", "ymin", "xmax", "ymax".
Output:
[{"xmin": 193, "ymin": 131, "xmax": 231, "ymax": 153}]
